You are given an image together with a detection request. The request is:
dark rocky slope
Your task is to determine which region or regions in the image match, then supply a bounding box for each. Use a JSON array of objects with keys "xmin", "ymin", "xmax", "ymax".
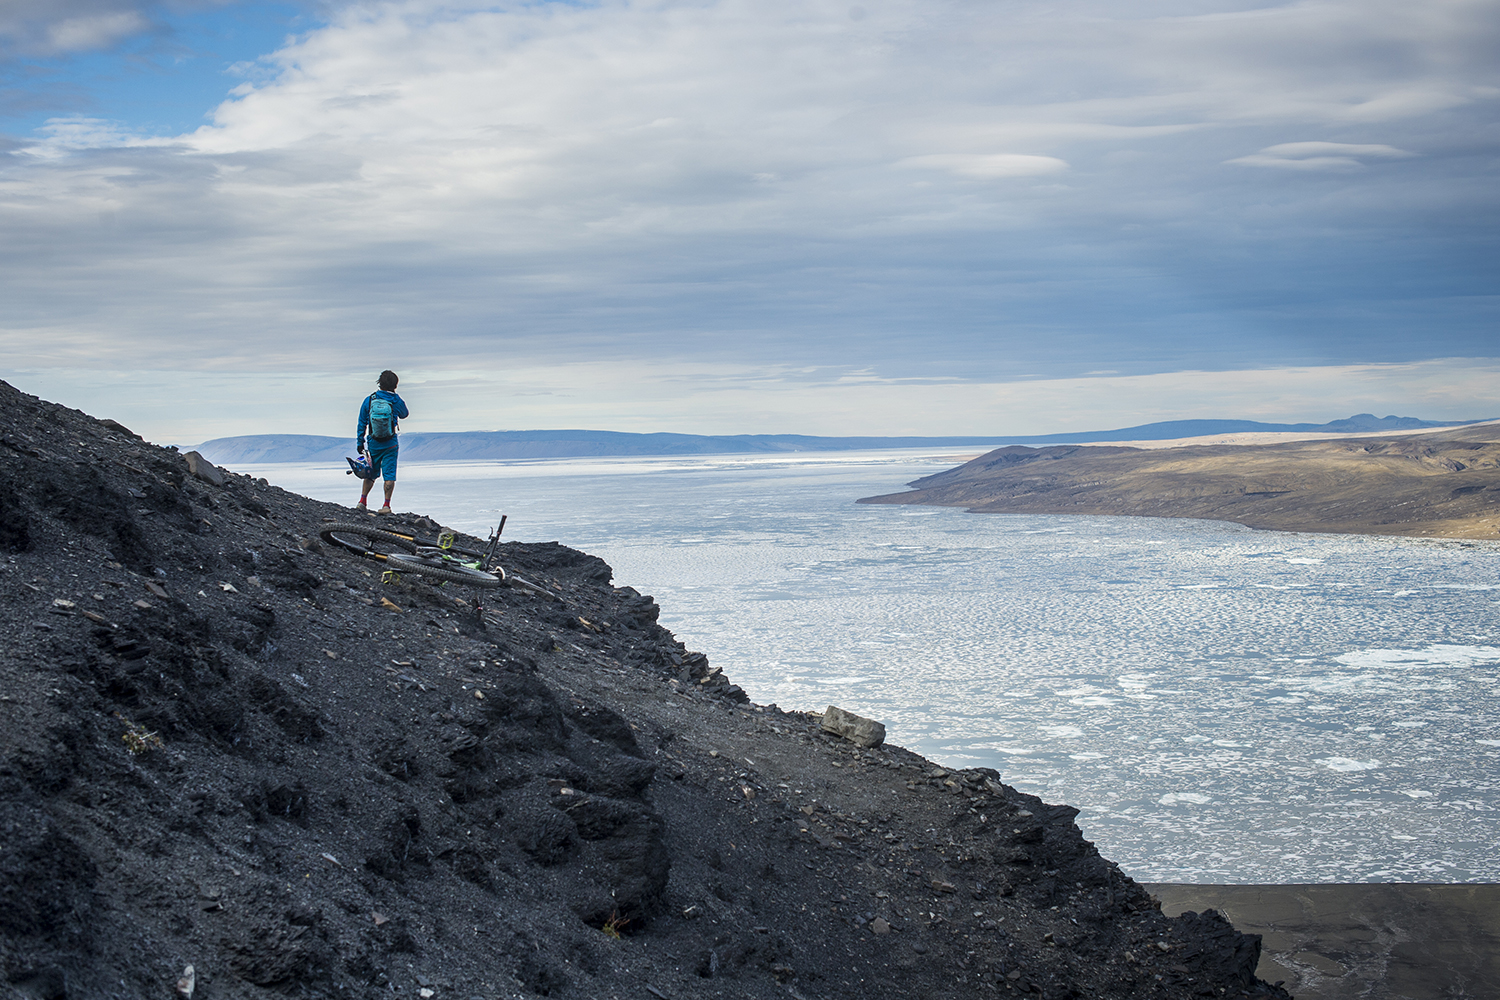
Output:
[{"xmin": 0, "ymin": 380, "xmax": 1288, "ymax": 1000}]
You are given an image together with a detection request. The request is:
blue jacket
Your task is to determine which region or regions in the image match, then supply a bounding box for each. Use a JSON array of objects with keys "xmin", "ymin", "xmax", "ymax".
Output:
[{"xmin": 357, "ymin": 390, "xmax": 409, "ymax": 452}]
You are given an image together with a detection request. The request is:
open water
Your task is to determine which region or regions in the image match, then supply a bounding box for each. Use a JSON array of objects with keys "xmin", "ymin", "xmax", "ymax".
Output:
[{"xmin": 246, "ymin": 450, "xmax": 1500, "ymax": 884}]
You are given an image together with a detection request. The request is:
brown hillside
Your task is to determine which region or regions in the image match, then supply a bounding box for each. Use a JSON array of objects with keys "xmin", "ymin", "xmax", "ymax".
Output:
[{"xmin": 859, "ymin": 423, "xmax": 1500, "ymax": 539}]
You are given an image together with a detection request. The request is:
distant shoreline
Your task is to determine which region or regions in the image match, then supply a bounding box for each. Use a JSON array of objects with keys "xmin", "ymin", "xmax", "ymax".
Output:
[
  {"xmin": 192, "ymin": 414, "xmax": 1487, "ymax": 465},
  {"xmin": 859, "ymin": 422, "xmax": 1500, "ymax": 542}
]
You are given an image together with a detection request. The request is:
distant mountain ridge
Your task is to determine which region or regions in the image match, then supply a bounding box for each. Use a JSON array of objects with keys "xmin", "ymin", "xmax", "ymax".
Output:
[{"xmin": 195, "ymin": 413, "xmax": 1486, "ymax": 465}]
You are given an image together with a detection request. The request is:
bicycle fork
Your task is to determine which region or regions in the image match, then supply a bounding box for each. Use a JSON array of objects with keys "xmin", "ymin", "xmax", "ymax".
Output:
[{"xmin": 474, "ymin": 517, "xmax": 507, "ymax": 621}]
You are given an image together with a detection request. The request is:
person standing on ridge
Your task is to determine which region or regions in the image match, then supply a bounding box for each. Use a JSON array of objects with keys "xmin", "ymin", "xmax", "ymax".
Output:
[{"xmin": 356, "ymin": 370, "xmax": 409, "ymax": 514}]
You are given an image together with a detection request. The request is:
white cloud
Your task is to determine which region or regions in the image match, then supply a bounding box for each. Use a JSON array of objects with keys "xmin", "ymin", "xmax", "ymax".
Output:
[
  {"xmin": 0, "ymin": 0, "xmax": 189, "ymax": 55},
  {"xmin": 897, "ymin": 154, "xmax": 1069, "ymax": 179},
  {"xmin": 15, "ymin": 117, "xmax": 179, "ymax": 159},
  {"xmin": 1226, "ymin": 141, "xmax": 1417, "ymax": 171},
  {"xmin": 0, "ymin": 0, "xmax": 1497, "ymax": 420},
  {"xmin": 43, "ymin": 10, "xmax": 150, "ymax": 51}
]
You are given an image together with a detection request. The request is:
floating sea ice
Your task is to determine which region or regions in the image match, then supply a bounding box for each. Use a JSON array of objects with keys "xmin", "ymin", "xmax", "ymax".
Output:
[
  {"xmin": 1477, "ymin": 740, "xmax": 1500, "ymax": 747},
  {"xmin": 1335, "ymin": 644, "xmax": 1500, "ymax": 670},
  {"xmin": 1318, "ymin": 757, "xmax": 1383, "ymax": 771},
  {"xmin": 1285, "ymin": 673, "xmax": 1454, "ymax": 696},
  {"xmin": 1398, "ymin": 790, "xmax": 1435, "ymax": 798},
  {"xmin": 1284, "ymin": 558, "xmax": 1323, "ymax": 565},
  {"xmin": 1158, "ymin": 792, "xmax": 1213, "ymax": 806}
]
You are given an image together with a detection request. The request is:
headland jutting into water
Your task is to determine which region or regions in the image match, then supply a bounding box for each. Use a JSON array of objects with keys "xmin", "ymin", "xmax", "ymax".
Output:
[{"xmin": 858, "ymin": 423, "xmax": 1500, "ymax": 542}]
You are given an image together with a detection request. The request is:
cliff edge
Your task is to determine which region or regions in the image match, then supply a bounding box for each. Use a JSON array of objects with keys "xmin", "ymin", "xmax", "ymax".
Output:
[{"xmin": 0, "ymin": 381, "xmax": 1287, "ymax": 999}]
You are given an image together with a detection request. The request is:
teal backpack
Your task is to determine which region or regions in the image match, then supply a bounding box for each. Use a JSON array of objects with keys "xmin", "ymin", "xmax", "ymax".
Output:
[{"xmin": 367, "ymin": 394, "xmax": 396, "ymax": 441}]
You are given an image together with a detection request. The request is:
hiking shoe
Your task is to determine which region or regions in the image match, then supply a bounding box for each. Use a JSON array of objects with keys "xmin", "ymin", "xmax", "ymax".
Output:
[
  {"xmin": 356, "ymin": 500, "xmax": 368, "ymax": 512},
  {"xmin": 377, "ymin": 504, "xmax": 392, "ymax": 515}
]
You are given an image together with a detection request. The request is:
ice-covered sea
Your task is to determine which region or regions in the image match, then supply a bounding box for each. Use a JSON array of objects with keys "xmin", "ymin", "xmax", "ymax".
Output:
[{"xmin": 246, "ymin": 450, "xmax": 1500, "ymax": 884}]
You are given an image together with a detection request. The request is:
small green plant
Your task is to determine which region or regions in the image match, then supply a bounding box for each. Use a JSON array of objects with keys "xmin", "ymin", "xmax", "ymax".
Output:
[
  {"xmin": 115, "ymin": 712, "xmax": 163, "ymax": 755},
  {"xmin": 600, "ymin": 912, "xmax": 630, "ymax": 939}
]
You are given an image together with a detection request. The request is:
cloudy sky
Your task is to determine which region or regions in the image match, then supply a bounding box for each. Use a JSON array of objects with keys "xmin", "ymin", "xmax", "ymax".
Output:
[{"xmin": 1, "ymin": 0, "xmax": 1497, "ymax": 443}]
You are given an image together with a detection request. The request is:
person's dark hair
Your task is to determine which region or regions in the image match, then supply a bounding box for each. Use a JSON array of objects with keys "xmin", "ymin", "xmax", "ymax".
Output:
[{"xmin": 378, "ymin": 370, "xmax": 399, "ymax": 391}]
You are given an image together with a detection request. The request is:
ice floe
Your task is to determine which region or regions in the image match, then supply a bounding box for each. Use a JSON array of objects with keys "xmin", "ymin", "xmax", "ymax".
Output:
[
  {"xmin": 1159, "ymin": 792, "xmax": 1214, "ymax": 805},
  {"xmin": 1335, "ymin": 644, "xmax": 1500, "ymax": 670},
  {"xmin": 1318, "ymin": 757, "xmax": 1383, "ymax": 771}
]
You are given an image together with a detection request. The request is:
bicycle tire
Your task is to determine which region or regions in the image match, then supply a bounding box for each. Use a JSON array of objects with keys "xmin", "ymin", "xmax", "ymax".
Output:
[
  {"xmin": 319, "ymin": 522, "xmax": 420, "ymax": 557},
  {"xmin": 386, "ymin": 553, "xmax": 504, "ymax": 588}
]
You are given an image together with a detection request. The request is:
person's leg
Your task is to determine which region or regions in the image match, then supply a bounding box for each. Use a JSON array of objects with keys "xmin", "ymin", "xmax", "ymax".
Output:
[
  {"xmin": 375, "ymin": 445, "xmax": 398, "ymax": 512},
  {"xmin": 359, "ymin": 451, "xmax": 386, "ymax": 509}
]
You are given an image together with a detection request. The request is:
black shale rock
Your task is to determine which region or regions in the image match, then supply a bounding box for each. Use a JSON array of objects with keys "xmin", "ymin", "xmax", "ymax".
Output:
[{"xmin": 0, "ymin": 378, "xmax": 1289, "ymax": 1000}]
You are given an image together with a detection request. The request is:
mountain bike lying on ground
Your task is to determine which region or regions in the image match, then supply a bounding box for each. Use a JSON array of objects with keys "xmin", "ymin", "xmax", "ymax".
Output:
[
  {"xmin": 320, "ymin": 518, "xmax": 506, "ymax": 585},
  {"xmin": 318, "ymin": 517, "xmax": 561, "ymax": 615}
]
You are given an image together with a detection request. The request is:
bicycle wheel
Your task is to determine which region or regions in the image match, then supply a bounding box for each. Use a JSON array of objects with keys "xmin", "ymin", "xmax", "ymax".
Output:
[
  {"xmin": 385, "ymin": 553, "xmax": 504, "ymax": 588},
  {"xmin": 319, "ymin": 522, "xmax": 420, "ymax": 557}
]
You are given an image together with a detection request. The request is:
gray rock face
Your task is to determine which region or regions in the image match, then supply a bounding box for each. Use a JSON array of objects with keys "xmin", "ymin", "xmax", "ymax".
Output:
[
  {"xmin": 182, "ymin": 450, "xmax": 226, "ymax": 486},
  {"xmin": 820, "ymin": 705, "xmax": 886, "ymax": 748}
]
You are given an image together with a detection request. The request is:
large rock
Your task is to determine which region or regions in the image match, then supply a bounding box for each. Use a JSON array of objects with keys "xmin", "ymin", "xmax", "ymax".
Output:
[
  {"xmin": 821, "ymin": 705, "xmax": 886, "ymax": 748},
  {"xmin": 183, "ymin": 450, "xmax": 227, "ymax": 486}
]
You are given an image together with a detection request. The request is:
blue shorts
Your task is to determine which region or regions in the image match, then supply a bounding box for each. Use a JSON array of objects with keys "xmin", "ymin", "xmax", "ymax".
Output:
[{"xmin": 365, "ymin": 440, "xmax": 398, "ymax": 482}]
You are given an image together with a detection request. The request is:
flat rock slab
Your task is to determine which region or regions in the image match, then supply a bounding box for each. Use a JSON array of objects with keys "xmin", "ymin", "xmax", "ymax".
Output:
[
  {"xmin": 182, "ymin": 450, "xmax": 226, "ymax": 486},
  {"xmin": 820, "ymin": 705, "xmax": 885, "ymax": 747},
  {"xmin": 1146, "ymin": 883, "xmax": 1500, "ymax": 1000}
]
